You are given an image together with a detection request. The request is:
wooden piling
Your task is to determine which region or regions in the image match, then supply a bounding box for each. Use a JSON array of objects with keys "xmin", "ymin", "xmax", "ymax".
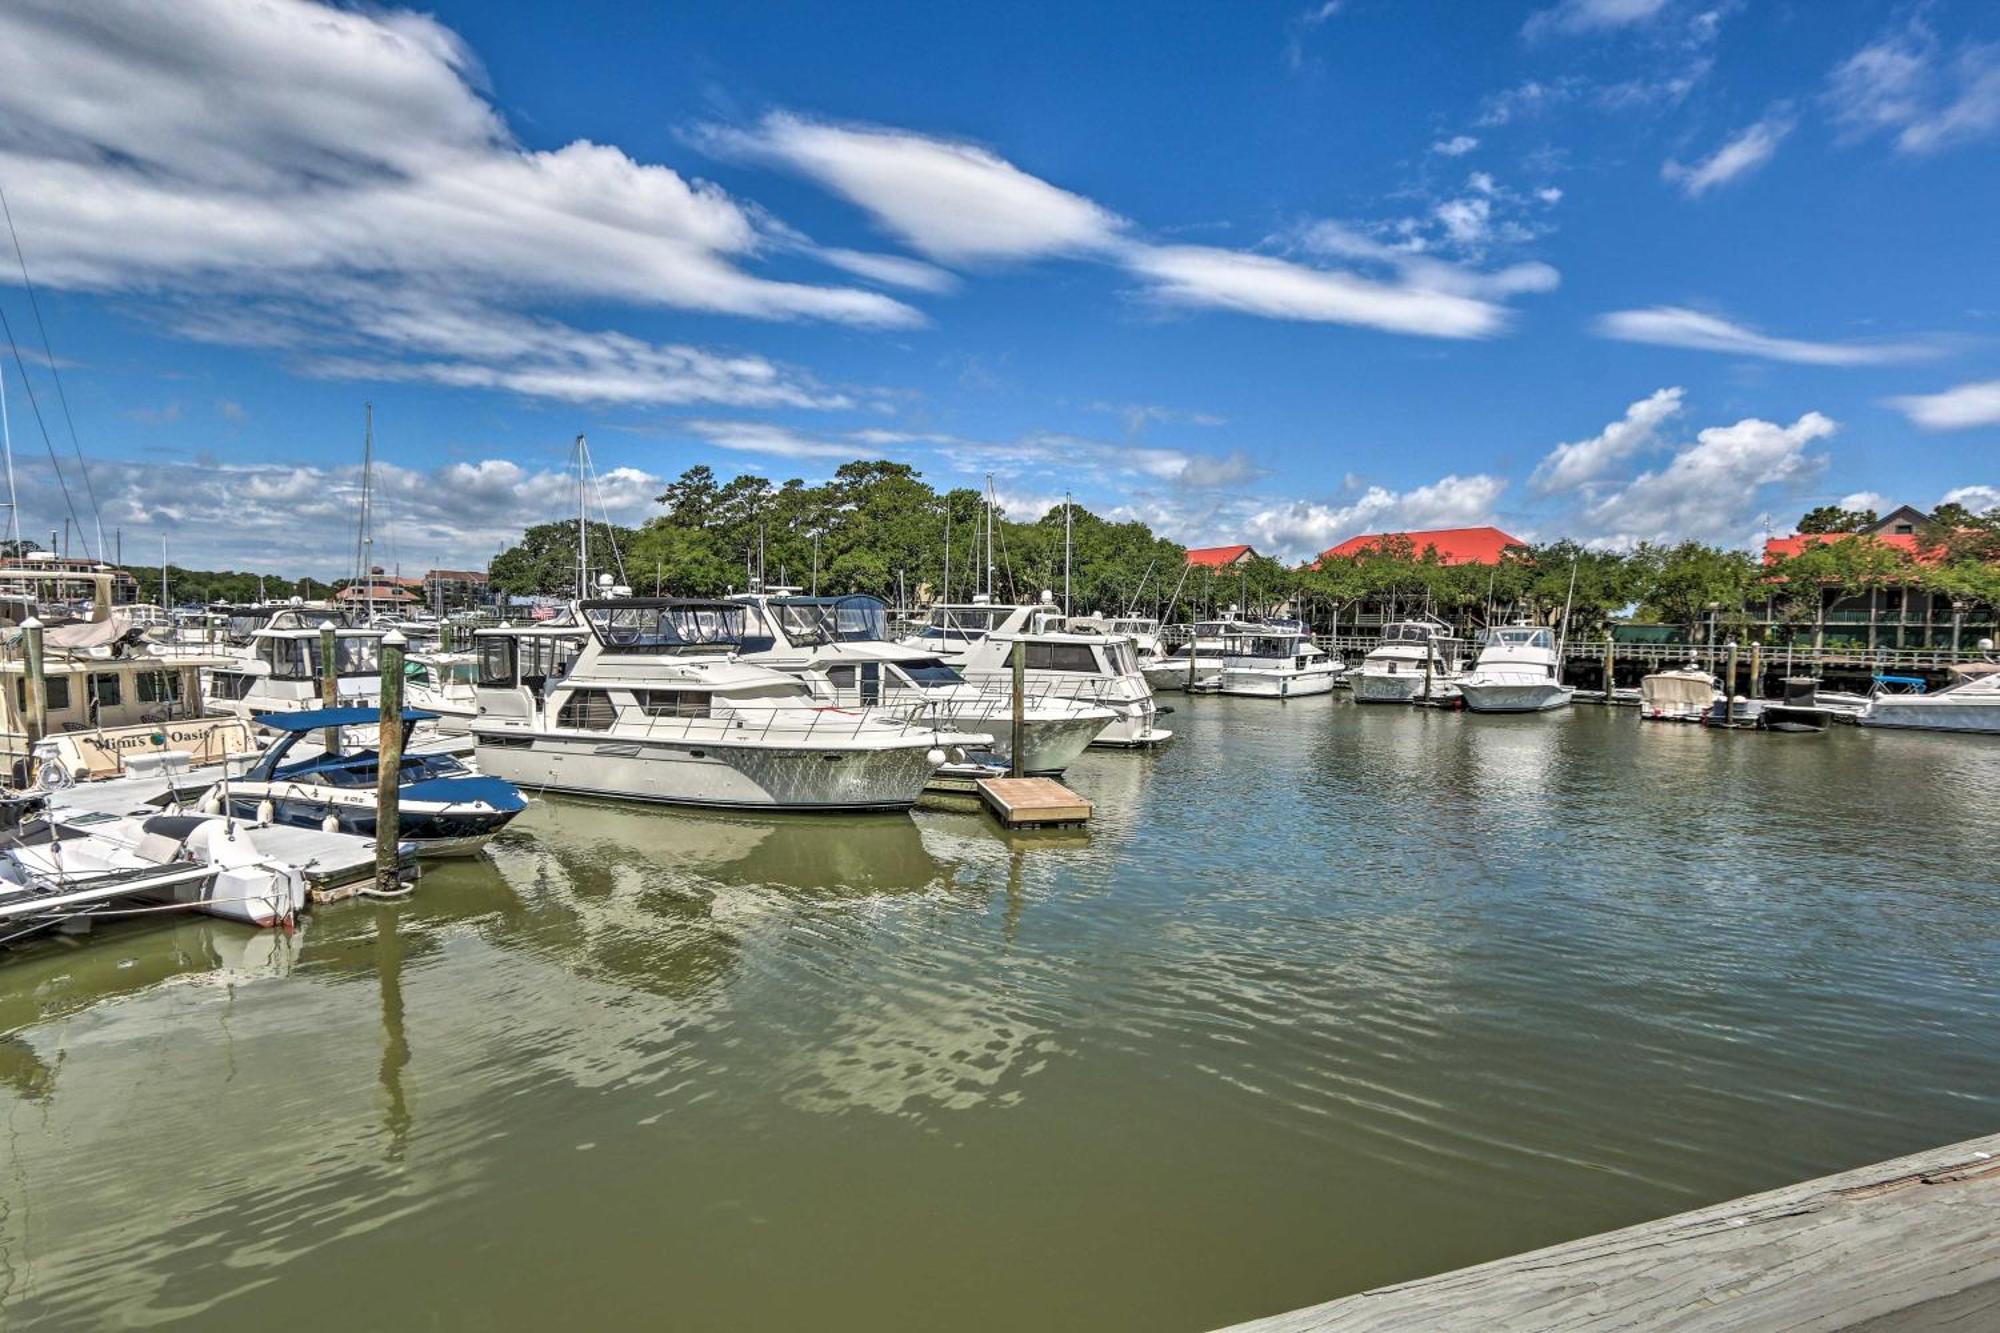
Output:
[
  {"xmin": 320, "ymin": 622, "xmax": 340, "ymax": 755},
  {"xmin": 375, "ymin": 630, "xmax": 406, "ymax": 891},
  {"xmin": 1603, "ymin": 639, "xmax": 1614, "ymax": 695},
  {"xmin": 1211, "ymin": 1131, "xmax": 2000, "ymax": 1332},
  {"xmin": 1010, "ymin": 640, "xmax": 1026, "ymax": 779},
  {"xmin": 20, "ymin": 617, "xmax": 46, "ymax": 751},
  {"xmin": 1749, "ymin": 642, "xmax": 1763, "ymax": 699}
]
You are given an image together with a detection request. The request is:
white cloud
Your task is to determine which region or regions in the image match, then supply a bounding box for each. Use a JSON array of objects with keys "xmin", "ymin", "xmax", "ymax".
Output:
[
  {"xmin": 1476, "ymin": 80, "xmax": 1581, "ymax": 127},
  {"xmin": 679, "ymin": 420, "xmax": 861, "ymax": 461},
  {"xmin": 0, "ymin": 0, "xmax": 919, "ymax": 412},
  {"xmin": 1839, "ymin": 491, "xmax": 1891, "ymax": 514},
  {"xmin": 1826, "ymin": 23, "xmax": 2000, "ymax": 155},
  {"xmin": 1583, "ymin": 411, "xmax": 1836, "ymax": 548},
  {"xmin": 1127, "ymin": 244, "xmax": 1514, "ymax": 338},
  {"xmin": 1885, "ymin": 379, "xmax": 2000, "ymax": 430},
  {"xmin": 1246, "ymin": 474, "xmax": 1508, "ymax": 561},
  {"xmin": 1594, "ymin": 306, "xmax": 1937, "ymax": 366},
  {"xmin": 1525, "ymin": 0, "xmax": 1672, "ymax": 38},
  {"xmin": 1530, "ymin": 386, "xmax": 1684, "ymax": 494},
  {"xmin": 1433, "ymin": 196, "xmax": 1493, "ymax": 248},
  {"xmin": 1662, "ymin": 112, "xmax": 1792, "ymax": 197},
  {"xmin": 703, "ymin": 113, "xmax": 1124, "ymax": 264},
  {"xmin": 1941, "ymin": 485, "xmax": 2000, "ymax": 514},
  {"xmin": 15, "ymin": 451, "xmax": 663, "ymax": 575},
  {"xmin": 1431, "ymin": 135, "xmax": 1480, "ymax": 157}
]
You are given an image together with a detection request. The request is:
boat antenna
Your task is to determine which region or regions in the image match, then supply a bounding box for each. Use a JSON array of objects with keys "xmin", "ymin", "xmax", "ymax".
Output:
[{"xmin": 575, "ymin": 433, "xmax": 588, "ymax": 602}]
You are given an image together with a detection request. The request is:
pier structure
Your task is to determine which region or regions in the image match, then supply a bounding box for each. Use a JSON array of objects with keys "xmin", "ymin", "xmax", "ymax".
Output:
[{"xmin": 1215, "ymin": 1132, "xmax": 2000, "ymax": 1332}]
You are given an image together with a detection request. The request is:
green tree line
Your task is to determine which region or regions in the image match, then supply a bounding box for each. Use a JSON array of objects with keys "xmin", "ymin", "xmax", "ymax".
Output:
[{"xmin": 486, "ymin": 459, "xmax": 1999, "ymax": 637}]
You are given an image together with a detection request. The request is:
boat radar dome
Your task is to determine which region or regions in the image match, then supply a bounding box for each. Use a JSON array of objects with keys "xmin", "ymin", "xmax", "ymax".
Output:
[
  {"xmin": 1040, "ymin": 589, "xmax": 1054, "ymax": 603},
  {"xmin": 597, "ymin": 573, "xmax": 615, "ymax": 588}
]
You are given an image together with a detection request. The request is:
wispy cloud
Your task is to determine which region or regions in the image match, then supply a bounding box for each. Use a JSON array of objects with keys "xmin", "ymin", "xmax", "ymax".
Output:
[
  {"xmin": 1245, "ymin": 474, "xmax": 1509, "ymax": 562},
  {"xmin": 1431, "ymin": 135, "xmax": 1480, "ymax": 157},
  {"xmin": 1580, "ymin": 411, "xmax": 1834, "ymax": 549},
  {"xmin": 1524, "ymin": 0, "xmax": 1673, "ymax": 40},
  {"xmin": 1283, "ymin": 1, "xmax": 1344, "ymax": 73},
  {"xmin": 1593, "ymin": 306, "xmax": 1938, "ymax": 366},
  {"xmin": 1885, "ymin": 379, "xmax": 2000, "ymax": 430},
  {"xmin": 1662, "ymin": 111, "xmax": 1793, "ymax": 197},
  {"xmin": 1826, "ymin": 21, "xmax": 2000, "ymax": 155},
  {"xmin": 1530, "ymin": 386, "xmax": 1684, "ymax": 494}
]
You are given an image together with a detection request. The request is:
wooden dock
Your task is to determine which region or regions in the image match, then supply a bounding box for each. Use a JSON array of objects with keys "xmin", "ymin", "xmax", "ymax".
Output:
[
  {"xmin": 976, "ymin": 777, "xmax": 1092, "ymax": 829},
  {"xmin": 1214, "ymin": 1132, "xmax": 2000, "ymax": 1331}
]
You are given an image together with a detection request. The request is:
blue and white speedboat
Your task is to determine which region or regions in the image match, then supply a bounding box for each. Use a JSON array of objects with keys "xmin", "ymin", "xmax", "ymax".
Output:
[{"xmin": 215, "ymin": 708, "xmax": 527, "ymax": 857}]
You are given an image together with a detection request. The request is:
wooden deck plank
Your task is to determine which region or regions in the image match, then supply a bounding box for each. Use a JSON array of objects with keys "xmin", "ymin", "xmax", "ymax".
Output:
[
  {"xmin": 1215, "ymin": 1133, "xmax": 2000, "ymax": 1332},
  {"xmin": 976, "ymin": 777, "xmax": 1092, "ymax": 828}
]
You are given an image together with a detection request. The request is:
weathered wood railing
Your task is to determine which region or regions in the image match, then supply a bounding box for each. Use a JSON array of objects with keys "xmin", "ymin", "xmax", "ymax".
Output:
[{"xmin": 1214, "ymin": 1131, "xmax": 2000, "ymax": 1332}]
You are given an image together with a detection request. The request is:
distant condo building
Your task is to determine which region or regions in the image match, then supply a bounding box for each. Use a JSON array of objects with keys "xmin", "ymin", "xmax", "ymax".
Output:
[{"xmin": 1756, "ymin": 504, "xmax": 1997, "ymax": 652}]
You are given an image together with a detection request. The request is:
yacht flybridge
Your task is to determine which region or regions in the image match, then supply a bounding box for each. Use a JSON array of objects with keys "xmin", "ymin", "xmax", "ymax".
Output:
[
  {"xmin": 198, "ymin": 607, "xmax": 390, "ymax": 720},
  {"xmin": 1200, "ymin": 626, "xmax": 1340, "ymax": 698},
  {"xmin": 732, "ymin": 592, "xmax": 1116, "ymax": 776},
  {"xmin": 470, "ymin": 600, "xmax": 981, "ymax": 811},
  {"xmin": 901, "ymin": 596, "xmax": 1172, "ymax": 748},
  {"xmin": 1456, "ymin": 623, "xmax": 1573, "ymax": 714},
  {"xmin": 1352, "ymin": 618, "xmax": 1466, "ymax": 704}
]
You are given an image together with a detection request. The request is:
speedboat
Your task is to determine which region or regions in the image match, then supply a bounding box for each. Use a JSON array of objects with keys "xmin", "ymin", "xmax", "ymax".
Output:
[
  {"xmin": 1203, "ymin": 626, "xmax": 1340, "ymax": 698},
  {"xmin": 1456, "ymin": 623, "xmax": 1572, "ymax": 714},
  {"xmin": 1639, "ymin": 663, "xmax": 1722, "ymax": 722},
  {"xmin": 1858, "ymin": 662, "xmax": 2000, "ymax": 735},
  {"xmin": 212, "ymin": 707, "xmax": 526, "ymax": 856},
  {"xmin": 733, "ymin": 592, "xmax": 1114, "ymax": 776},
  {"xmin": 1352, "ymin": 618, "xmax": 1466, "ymax": 704},
  {"xmin": 472, "ymin": 601, "xmax": 977, "ymax": 810}
]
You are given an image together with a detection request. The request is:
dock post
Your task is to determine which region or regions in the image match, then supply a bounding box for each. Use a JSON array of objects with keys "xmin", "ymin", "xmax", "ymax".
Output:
[
  {"xmin": 320, "ymin": 622, "xmax": 340, "ymax": 755},
  {"xmin": 1603, "ymin": 639, "xmax": 1615, "ymax": 695},
  {"xmin": 1423, "ymin": 646, "xmax": 1433, "ymax": 703},
  {"xmin": 375, "ymin": 630, "xmax": 406, "ymax": 891},
  {"xmin": 20, "ymin": 617, "xmax": 46, "ymax": 752},
  {"xmin": 1010, "ymin": 640, "xmax": 1026, "ymax": 779},
  {"xmin": 1725, "ymin": 640, "xmax": 1740, "ymax": 714},
  {"xmin": 1749, "ymin": 642, "xmax": 1763, "ymax": 699},
  {"xmin": 1186, "ymin": 630, "xmax": 1198, "ymax": 691}
]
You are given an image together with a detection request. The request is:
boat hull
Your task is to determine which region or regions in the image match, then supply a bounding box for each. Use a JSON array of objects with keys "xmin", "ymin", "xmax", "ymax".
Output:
[
  {"xmin": 1458, "ymin": 681, "xmax": 1572, "ymax": 713},
  {"xmin": 1856, "ymin": 701, "xmax": 2000, "ymax": 735},
  {"xmin": 471, "ymin": 731, "xmax": 945, "ymax": 810},
  {"xmin": 224, "ymin": 795, "xmax": 519, "ymax": 857},
  {"xmin": 1213, "ymin": 668, "xmax": 1339, "ymax": 698},
  {"xmin": 1352, "ymin": 670, "xmax": 1456, "ymax": 704}
]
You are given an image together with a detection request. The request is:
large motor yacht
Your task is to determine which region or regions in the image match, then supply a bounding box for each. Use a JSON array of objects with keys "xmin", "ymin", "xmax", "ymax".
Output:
[
  {"xmin": 733, "ymin": 592, "xmax": 1115, "ymax": 776},
  {"xmin": 470, "ymin": 600, "xmax": 977, "ymax": 811},
  {"xmin": 1456, "ymin": 623, "xmax": 1573, "ymax": 714},
  {"xmin": 199, "ymin": 607, "xmax": 391, "ymax": 719},
  {"xmin": 902, "ymin": 596, "xmax": 1172, "ymax": 748},
  {"xmin": 1203, "ymin": 625, "xmax": 1340, "ymax": 698},
  {"xmin": 1351, "ymin": 618, "xmax": 1467, "ymax": 704}
]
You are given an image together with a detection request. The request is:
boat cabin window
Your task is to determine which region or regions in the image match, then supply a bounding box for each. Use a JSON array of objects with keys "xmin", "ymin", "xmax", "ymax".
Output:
[
  {"xmin": 1381, "ymin": 623, "xmax": 1436, "ymax": 646},
  {"xmin": 1023, "ymin": 642, "xmax": 1101, "ymax": 672},
  {"xmin": 555, "ymin": 689, "xmax": 616, "ymax": 730},
  {"xmin": 824, "ymin": 663, "xmax": 883, "ymax": 705},
  {"xmin": 91, "ymin": 673, "xmax": 123, "ymax": 708},
  {"xmin": 518, "ymin": 636, "xmax": 580, "ymax": 691},
  {"xmin": 772, "ymin": 597, "xmax": 889, "ymax": 647},
  {"xmin": 634, "ymin": 689, "xmax": 711, "ymax": 719},
  {"xmin": 1491, "ymin": 627, "xmax": 1554, "ymax": 649},
  {"xmin": 1102, "ymin": 641, "xmax": 1137, "ymax": 675},
  {"xmin": 716, "ymin": 681, "xmax": 816, "ymax": 704},
  {"xmin": 17, "ymin": 677, "xmax": 73, "ymax": 712},
  {"xmin": 208, "ymin": 670, "xmax": 252, "ymax": 701},
  {"xmin": 478, "ymin": 637, "xmax": 517, "ymax": 688},
  {"xmin": 897, "ymin": 659, "xmax": 962, "ymax": 686},
  {"xmin": 264, "ymin": 635, "xmax": 382, "ymax": 680},
  {"xmin": 135, "ymin": 670, "xmax": 183, "ymax": 704}
]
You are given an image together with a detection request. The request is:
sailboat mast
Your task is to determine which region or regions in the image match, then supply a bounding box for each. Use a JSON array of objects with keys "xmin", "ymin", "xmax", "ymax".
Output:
[
  {"xmin": 0, "ymin": 362, "xmax": 17, "ymax": 547},
  {"xmin": 942, "ymin": 502, "xmax": 951, "ymax": 606},
  {"xmin": 160, "ymin": 534, "xmax": 167, "ymax": 610},
  {"xmin": 575, "ymin": 434, "xmax": 589, "ymax": 602},
  {"xmin": 1063, "ymin": 491, "xmax": 1072, "ymax": 617},
  {"xmin": 354, "ymin": 403, "xmax": 376, "ymax": 620},
  {"xmin": 983, "ymin": 472, "xmax": 994, "ymax": 600}
]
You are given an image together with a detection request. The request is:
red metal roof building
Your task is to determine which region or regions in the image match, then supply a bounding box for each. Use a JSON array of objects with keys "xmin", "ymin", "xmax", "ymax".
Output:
[
  {"xmin": 1184, "ymin": 543, "xmax": 1257, "ymax": 569},
  {"xmin": 1761, "ymin": 532, "xmax": 1935, "ymax": 564},
  {"xmin": 1316, "ymin": 525, "xmax": 1524, "ymax": 567}
]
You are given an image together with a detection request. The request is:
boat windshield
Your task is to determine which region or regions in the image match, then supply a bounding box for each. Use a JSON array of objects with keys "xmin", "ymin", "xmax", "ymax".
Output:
[
  {"xmin": 1381, "ymin": 623, "xmax": 1438, "ymax": 645},
  {"xmin": 771, "ymin": 596, "xmax": 889, "ymax": 646},
  {"xmin": 1103, "ymin": 640, "xmax": 1138, "ymax": 675},
  {"xmin": 897, "ymin": 659, "xmax": 964, "ymax": 686},
  {"xmin": 268, "ymin": 634, "xmax": 382, "ymax": 679},
  {"xmin": 583, "ymin": 602, "xmax": 745, "ymax": 653},
  {"xmin": 1228, "ymin": 635, "xmax": 1302, "ymax": 658},
  {"xmin": 914, "ymin": 607, "xmax": 1006, "ymax": 642},
  {"xmin": 1488, "ymin": 627, "xmax": 1553, "ymax": 649}
]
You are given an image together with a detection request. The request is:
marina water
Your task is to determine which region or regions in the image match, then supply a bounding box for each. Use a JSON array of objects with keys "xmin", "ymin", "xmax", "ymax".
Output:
[{"xmin": 2, "ymin": 701, "xmax": 1997, "ymax": 1331}]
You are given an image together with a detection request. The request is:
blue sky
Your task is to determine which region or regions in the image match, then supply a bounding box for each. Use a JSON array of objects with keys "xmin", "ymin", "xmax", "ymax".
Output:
[{"xmin": 0, "ymin": 0, "xmax": 1995, "ymax": 574}]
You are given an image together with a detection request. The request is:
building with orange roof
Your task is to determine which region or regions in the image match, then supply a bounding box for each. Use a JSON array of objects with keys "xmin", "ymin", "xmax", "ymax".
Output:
[
  {"xmin": 1183, "ymin": 543, "xmax": 1257, "ymax": 569},
  {"xmin": 1316, "ymin": 525, "xmax": 1524, "ymax": 567}
]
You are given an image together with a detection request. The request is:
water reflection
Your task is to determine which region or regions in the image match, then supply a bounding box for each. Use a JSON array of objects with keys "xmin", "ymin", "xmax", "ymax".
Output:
[{"xmin": 0, "ymin": 705, "xmax": 1996, "ymax": 1333}]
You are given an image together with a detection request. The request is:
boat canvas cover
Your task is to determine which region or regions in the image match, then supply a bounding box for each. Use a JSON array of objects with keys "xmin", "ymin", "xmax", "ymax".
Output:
[
  {"xmin": 1641, "ymin": 673, "xmax": 1713, "ymax": 711},
  {"xmin": 253, "ymin": 707, "xmax": 440, "ymax": 731}
]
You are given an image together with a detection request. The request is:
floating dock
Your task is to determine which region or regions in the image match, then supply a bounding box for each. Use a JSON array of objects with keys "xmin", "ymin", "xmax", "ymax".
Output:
[
  {"xmin": 1215, "ymin": 1131, "xmax": 2000, "ymax": 1331},
  {"xmin": 976, "ymin": 777, "xmax": 1092, "ymax": 829}
]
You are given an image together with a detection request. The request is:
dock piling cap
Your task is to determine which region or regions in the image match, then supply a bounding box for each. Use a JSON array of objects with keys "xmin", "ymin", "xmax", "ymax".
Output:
[{"xmin": 383, "ymin": 629, "xmax": 408, "ymax": 647}]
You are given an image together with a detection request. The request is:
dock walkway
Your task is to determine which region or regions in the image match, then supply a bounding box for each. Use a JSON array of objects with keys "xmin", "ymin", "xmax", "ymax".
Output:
[{"xmin": 1215, "ymin": 1132, "xmax": 2000, "ymax": 1332}]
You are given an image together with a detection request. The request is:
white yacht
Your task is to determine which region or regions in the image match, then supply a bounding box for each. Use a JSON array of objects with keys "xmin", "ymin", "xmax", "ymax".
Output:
[
  {"xmin": 1204, "ymin": 626, "xmax": 1340, "ymax": 698},
  {"xmin": 734, "ymin": 592, "xmax": 1115, "ymax": 775},
  {"xmin": 1456, "ymin": 623, "xmax": 1573, "ymax": 714},
  {"xmin": 1639, "ymin": 663, "xmax": 1723, "ymax": 723},
  {"xmin": 1143, "ymin": 612, "xmax": 1249, "ymax": 691},
  {"xmin": 470, "ymin": 600, "xmax": 975, "ymax": 811},
  {"xmin": 1352, "ymin": 618, "xmax": 1466, "ymax": 704},
  {"xmin": 905, "ymin": 597, "xmax": 1171, "ymax": 748},
  {"xmin": 202, "ymin": 608, "xmax": 389, "ymax": 720},
  {"xmin": 1857, "ymin": 661, "xmax": 2000, "ymax": 735},
  {"xmin": 405, "ymin": 650, "xmax": 481, "ymax": 735}
]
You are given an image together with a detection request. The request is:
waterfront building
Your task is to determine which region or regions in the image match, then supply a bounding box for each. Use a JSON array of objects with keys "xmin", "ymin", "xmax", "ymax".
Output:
[
  {"xmin": 1183, "ymin": 543, "xmax": 1258, "ymax": 569},
  {"xmin": 1756, "ymin": 504, "xmax": 1999, "ymax": 652}
]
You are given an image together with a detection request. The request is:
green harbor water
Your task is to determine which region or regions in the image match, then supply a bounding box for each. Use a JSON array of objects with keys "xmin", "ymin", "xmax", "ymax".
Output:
[{"xmin": 2, "ymin": 700, "xmax": 1997, "ymax": 1331}]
